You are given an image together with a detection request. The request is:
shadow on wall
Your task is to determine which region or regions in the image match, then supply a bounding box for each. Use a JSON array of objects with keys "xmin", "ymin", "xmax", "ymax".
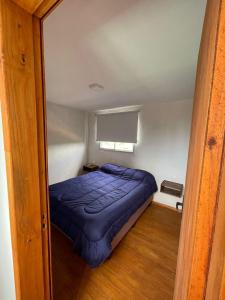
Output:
[
  {"xmin": 46, "ymin": 102, "xmax": 87, "ymax": 184},
  {"xmin": 48, "ymin": 121, "xmax": 82, "ymax": 145},
  {"xmin": 47, "ymin": 102, "xmax": 85, "ymax": 145}
]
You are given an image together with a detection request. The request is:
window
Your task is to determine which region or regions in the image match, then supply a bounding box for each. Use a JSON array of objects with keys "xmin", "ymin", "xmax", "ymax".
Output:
[
  {"xmin": 115, "ymin": 142, "xmax": 134, "ymax": 152},
  {"xmin": 100, "ymin": 141, "xmax": 134, "ymax": 153},
  {"xmin": 99, "ymin": 141, "xmax": 115, "ymax": 150}
]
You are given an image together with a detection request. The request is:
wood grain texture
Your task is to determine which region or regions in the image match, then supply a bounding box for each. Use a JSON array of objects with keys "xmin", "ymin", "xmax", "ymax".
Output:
[
  {"xmin": 52, "ymin": 203, "xmax": 182, "ymax": 300},
  {"xmin": 1, "ymin": 0, "xmax": 224, "ymax": 298},
  {"xmin": 187, "ymin": 0, "xmax": 225, "ymax": 297},
  {"xmin": 174, "ymin": 0, "xmax": 225, "ymax": 298},
  {"xmin": 0, "ymin": 0, "xmax": 47, "ymax": 299},
  {"xmin": 12, "ymin": 0, "xmax": 45, "ymax": 13},
  {"xmin": 205, "ymin": 139, "xmax": 225, "ymax": 299},
  {"xmin": 221, "ymin": 266, "xmax": 225, "ymax": 299},
  {"xmin": 33, "ymin": 15, "xmax": 52, "ymax": 300},
  {"xmin": 34, "ymin": 0, "xmax": 63, "ymax": 19}
]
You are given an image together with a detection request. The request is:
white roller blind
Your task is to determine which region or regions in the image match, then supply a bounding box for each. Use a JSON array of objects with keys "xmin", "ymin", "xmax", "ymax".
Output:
[{"xmin": 96, "ymin": 111, "xmax": 138, "ymax": 143}]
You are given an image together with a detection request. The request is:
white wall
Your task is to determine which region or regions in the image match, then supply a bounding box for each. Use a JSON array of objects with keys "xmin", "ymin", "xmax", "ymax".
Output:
[
  {"xmin": 88, "ymin": 99, "xmax": 192, "ymax": 208},
  {"xmin": 0, "ymin": 108, "xmax": 16, "ymax": 300},
  {"xmin": 47, "ymin": 102, "xmax": 88, "ymax": 184}
]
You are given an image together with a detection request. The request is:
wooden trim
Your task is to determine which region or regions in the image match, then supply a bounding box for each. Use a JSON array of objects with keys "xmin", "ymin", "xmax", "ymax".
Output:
[
  {"xmin": 205, "ymin": 137, "xmax": 225, "ymax": 299},
  {"xmin": 174, "ymin": 0, "xmax": 225, "ymax": 298},
  {"xmin": 34, "ymin": 0, "xmax": 62, "ymax": 19},
  {"xmin": 221, "ymin": 266, "xmax": 225, "ymax": 299},
  {"xmin": 11, "ymin": 0, "xmax": 45, "ymax": 14},
  {"xmin": 0, "ymin": 0, "xmax": 225, "ymax": 299},
  {"xmin": 112, "ymin": 196, "xmax": 153, "ymax": 250},
  {"xmin": 11, "ymin": 0, "xmax": 62, "ymax": 17},
  {"xmin": 0, "ymin": 0, "xmax": 47, "ymax": 299},
  {"xmin": 33, "ymin": 15, "xmax": 52, "ymax": 300}
]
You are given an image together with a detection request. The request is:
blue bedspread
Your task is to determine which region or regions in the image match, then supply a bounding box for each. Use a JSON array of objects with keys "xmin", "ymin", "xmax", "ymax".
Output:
[{"xmin": 49, "ymin": 163, "xmax": 157, "ymax": 267}]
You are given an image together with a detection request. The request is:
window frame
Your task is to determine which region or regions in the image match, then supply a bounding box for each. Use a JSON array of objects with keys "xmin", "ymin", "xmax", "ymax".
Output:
[{"xmin": 99, "ymin": 141, "xmax": 135, "ymax": 153}]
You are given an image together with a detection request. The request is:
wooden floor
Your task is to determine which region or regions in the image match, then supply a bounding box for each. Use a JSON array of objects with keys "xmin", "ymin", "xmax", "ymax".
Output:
[{"xmin": 51, "ymin": 202, "xmax": 182, "ymax": 300}]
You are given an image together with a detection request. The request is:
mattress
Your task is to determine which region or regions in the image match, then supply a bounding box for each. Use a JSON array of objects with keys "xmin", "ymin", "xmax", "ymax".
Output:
[{"xmin": 49, "ymin": 163, "xmax": 157, "ymax": 267}]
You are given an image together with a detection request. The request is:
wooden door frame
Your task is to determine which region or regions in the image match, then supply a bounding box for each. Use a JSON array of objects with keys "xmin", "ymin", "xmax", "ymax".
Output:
[
  {"xmin": 174, "ymin": 0, "xmax": 225, "ymax": 298},
  {"xmin": 0, "ymin": 0, "xmax": 224, "ymax": 299}
]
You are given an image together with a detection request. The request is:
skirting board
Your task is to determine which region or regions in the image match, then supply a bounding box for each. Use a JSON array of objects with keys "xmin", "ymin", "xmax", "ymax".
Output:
[{"xmin": 153, "ymin": 201, "xmax": 182, "ymax": 213}]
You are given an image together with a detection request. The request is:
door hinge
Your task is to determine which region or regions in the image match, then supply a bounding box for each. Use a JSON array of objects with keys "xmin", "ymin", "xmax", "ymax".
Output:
[{"xmin": 42, "ymin": 213, "xmax": 47, "ymax": 230}]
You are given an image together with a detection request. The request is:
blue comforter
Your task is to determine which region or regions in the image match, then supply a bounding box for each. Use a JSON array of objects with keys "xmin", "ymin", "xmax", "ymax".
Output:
[{"xmin": 49, "ymin": 163, "xmax": 157, "ymax": 267}]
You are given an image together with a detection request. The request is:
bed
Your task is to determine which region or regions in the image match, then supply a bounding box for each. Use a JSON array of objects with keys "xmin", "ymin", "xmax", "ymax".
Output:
[{"xmin": 49, "ymin": 163, "xmax": 157, "ymax": 267}]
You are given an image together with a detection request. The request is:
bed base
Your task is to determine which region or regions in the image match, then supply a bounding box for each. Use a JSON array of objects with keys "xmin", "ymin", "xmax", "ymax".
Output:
[{"xmin": 111, "ymin": 196, "xmax": 153, "ymax": 250}]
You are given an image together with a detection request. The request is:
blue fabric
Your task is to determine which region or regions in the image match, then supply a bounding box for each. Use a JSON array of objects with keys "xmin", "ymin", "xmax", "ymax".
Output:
[{"xmin": 49, "ymin": 163, "xmax": 157, "ymax": 267}]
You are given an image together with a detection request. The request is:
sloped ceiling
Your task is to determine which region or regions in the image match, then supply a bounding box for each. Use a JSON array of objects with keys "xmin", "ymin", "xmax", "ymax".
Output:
[{"xmin": 43, "ymin": 0, "xmax": 207, "ymax": 111}]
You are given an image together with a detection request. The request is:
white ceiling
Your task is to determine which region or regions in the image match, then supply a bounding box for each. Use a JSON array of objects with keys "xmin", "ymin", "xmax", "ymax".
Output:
[{"xmin": 43, "ymin": 0, "xmax": 206, "ymax": 111}]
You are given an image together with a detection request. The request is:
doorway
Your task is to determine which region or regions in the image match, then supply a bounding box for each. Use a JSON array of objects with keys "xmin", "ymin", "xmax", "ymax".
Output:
[
  {"xmin": 0, "ymin": 0, "xmax": 224, "ymax": 299},
  {"xmin": 43, "ymin": 0, "xmax": 205, "ymax": 299}
]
